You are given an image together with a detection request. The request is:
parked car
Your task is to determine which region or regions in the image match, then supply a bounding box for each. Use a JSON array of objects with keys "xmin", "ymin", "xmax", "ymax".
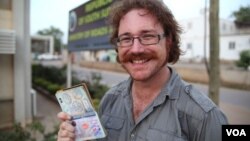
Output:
[{"xmin": 37, "ymin": 53, "xmax": 59, "ymax": 60}]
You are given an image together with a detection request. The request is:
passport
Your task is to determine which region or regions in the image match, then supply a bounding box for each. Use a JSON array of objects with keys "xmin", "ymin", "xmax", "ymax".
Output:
[{"xmin": 56, "ymin": 83, "xmax": 106, "ymax": 140}]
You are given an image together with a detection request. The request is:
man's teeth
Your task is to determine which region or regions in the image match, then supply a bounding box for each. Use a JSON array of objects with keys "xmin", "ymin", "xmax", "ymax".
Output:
[{"xmin": 132, "ymin": 59, "xmax": 147, "ymax": 64}]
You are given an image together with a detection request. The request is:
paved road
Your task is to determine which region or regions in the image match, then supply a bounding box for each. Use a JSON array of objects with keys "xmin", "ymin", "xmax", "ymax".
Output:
[
  {"xmin": 72, "ymin": 65, "xmax": 250, "ymax": 124},
  {"xmin": 36, "ymin": 61, "xmax": 250, "ymax": 131},
  {"xmin": 36, "ymin": 92, "xmax": 60, "ymax": 134}
]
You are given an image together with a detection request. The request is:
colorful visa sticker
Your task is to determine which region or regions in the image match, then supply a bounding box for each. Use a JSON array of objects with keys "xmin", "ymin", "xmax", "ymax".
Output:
[
  {"xmin": 55, "ymin": 83, "xmax": 106, "ymax": 140},
  {"xmin": 74, "ymin": 115, "xmax": 106, "ymax": 140}
]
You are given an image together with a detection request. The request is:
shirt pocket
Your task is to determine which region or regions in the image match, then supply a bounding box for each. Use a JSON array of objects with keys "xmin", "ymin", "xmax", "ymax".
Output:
[
  {"xmin": 146, "ymin": 128, "xmax": 187, "ymax": 141},
  {"xmin": 101, "ymin": 114, "xmax": 125, "ymax": 140}
]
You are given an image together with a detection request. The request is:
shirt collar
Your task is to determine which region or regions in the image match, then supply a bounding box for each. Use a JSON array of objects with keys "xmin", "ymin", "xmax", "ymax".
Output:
[
  {"xmin": 160, "ymin": 66, "xmax": 181, "ymax": 100},
  {"xmin": 120, "ymin": 66, "xmax": 181, "ymax": 100}
]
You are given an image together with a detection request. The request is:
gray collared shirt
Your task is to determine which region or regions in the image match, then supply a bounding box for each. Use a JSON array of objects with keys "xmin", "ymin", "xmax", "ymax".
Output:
[{"xmin": 98, "ymin": 67, "xmax": 228, "ymax": 141}]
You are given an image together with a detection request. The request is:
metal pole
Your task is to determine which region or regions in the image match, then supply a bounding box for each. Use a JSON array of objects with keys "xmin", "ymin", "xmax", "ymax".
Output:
[
  {"xmin": 204, "ymin": 0, "xmax": 210, "ymax": 74},
  {"xmin": 30, "ymin": 89, "xmax": 37, "ymax": 117},
  {"xmin": 67, "ymin": 51, "xmax": 72, "ymax": 87}
]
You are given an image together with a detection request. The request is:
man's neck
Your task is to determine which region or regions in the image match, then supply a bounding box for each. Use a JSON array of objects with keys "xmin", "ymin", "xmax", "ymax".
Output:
[
  {"xmin": 132, "ymin": 66, "xmax": 170, "ymax": 99},
  {"xmin": 131, "ymin": 67, "xmax": 171, "ymax": 120}
]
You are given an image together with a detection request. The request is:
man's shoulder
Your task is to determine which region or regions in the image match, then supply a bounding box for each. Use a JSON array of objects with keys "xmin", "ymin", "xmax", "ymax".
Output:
[
  {"xmin": 177, "ymin": 82, "xmax": 217, "ymax": 119},
  {"xmin": 184, "ymin": 84, "xmax": 216, "ymax": 112}
]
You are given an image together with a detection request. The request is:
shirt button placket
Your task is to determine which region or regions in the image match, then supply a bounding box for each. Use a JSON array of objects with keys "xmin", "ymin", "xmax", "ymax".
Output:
[{"xmin": 131, "ymin": 133, "xmax": 135, "ymax": 141}]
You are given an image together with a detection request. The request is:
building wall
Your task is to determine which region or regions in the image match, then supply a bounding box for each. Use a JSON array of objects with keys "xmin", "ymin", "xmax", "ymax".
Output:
[
  {"xmin": 0, "ymin": 0, "xmax": 31, "ymax": 129},
  {"xmin": 180, "ymin": 16, "xmax": 250, "ymax": 62},
  {"xmin": 181, "ymin": 35, "xmax": 208, "ymax": 61},
  {"xmin": 221, "ymin": 34, "xmax": 250, "ymax": 60},
  {"xmin": 0, "ymin": 55, "xmax": 14, "ymax": 129},
  {"xmin": 0, "ymin": 9, "xmax": 12, "ymax": 29},
  {"xmin": 31, "ymin": 35, "xmax": 54, "ymax": 54},
  {"xmin": 0, "ymin": 0, "xmax": 14, "ymax": 129}
]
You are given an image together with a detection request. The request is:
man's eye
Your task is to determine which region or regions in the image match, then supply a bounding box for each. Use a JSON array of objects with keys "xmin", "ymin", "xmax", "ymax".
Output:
[
  {"xmin": 141, "ymin": 34, "xmax": 156, "ymax": 40},
  {"xmin": 120, "ymin": 37, "xmax": 132, "ymax": 42}
]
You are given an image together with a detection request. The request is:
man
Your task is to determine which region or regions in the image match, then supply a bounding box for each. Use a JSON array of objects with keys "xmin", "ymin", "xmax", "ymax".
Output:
[{"xmin": 57, "ymin": 0, "xmax": 228, "ymax": 140}]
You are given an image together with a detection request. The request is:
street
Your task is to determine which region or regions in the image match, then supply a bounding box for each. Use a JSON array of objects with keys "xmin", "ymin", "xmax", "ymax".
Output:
[
  {"xmin": 38, "ymin": 61, "xmax": 250, "ymax": 124},
  {"xmin": 72, "ymin": 64, "xmax": 250, "ymax": 124}
]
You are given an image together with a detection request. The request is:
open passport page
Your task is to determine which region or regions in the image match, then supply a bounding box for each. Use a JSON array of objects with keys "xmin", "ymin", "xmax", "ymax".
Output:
[{"xmin": 55, "ymin": 83, "xmax": 106, "ymax": 140}]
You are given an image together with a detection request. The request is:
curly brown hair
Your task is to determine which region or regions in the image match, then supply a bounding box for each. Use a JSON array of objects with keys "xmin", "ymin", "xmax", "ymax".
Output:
[{"xmin": 108, "ymin": 0, "xmax": 182, "ymax": 64}]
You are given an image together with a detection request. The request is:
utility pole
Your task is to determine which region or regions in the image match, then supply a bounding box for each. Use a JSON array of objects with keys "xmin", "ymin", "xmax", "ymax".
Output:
[
  {"xmin": 204, "ymin": 0, "xmax": 210, "ymax": 74},
  {"xmin": 209, "ymin": 0, "xmax": 220, "ymax": 105}
]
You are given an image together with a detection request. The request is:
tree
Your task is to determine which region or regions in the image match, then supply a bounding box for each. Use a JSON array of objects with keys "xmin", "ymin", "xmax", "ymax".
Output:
[
  {"xmin": 37, "ymin": 26, "xmax": 64, "ymax": 54},
  {"xmin": 209, "ymin": 0, "xmax": 220, "ymax": 105},
  {"xmin": 232, "ymin": 5, "xmax": 250, "ymax": 27},
  {"xmin": 236, "ymin": 50, "xmax": 250, "ymax": 70}
]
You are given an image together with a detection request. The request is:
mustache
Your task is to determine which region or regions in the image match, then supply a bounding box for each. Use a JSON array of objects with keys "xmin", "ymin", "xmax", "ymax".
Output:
[{"xmin": 120, "ymin": 52, "xmax": 158, "ymax": 63}]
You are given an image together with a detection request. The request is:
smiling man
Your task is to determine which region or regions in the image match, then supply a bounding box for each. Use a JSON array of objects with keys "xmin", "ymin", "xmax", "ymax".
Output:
[{"xmin": 57, "ymin": 0, "xmax": 228, "ymax": 141}]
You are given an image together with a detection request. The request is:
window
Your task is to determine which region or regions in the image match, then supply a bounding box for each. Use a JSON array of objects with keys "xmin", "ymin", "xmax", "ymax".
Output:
[
  {"xmin": 229, "ymin": 41, "xmax": 235, "ymax": 50},
  {"xmin": 188, "ymin": 22, "xmax": 192, "ymax": 29},
  {"xmin": 222, "ymin": 23, "xmax": 227, "ymax": 31},
  {"xmin": 187, "ymin": 43, "xmax": 192, "ymax": 49}
]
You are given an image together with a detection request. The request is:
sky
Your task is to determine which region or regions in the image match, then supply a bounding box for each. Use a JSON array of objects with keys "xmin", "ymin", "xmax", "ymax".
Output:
[{"xmin": 30, "ymin": 0, "xmax": 250, "ymax": 44}]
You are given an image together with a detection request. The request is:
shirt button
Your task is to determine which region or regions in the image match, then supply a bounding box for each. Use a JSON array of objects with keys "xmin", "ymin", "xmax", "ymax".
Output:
[
  {"xmin": 131, "ymin": 133, "xmax": 135, "ymax": 140},
  {"xmin": 185, "ymin": 85, "xmax": 191, "ymax": 94}
]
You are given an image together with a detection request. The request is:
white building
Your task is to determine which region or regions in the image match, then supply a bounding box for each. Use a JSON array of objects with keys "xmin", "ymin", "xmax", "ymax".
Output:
[
  {"xmin": 179, "ymin": 15, "xmax": 250, "ymax": 62},
  {"xmin": 0, "ymin": 0, "xmax": 32, "ymax": 129},
  {"xmin": 31, "ymin": 35, "xmax": 54, "ymax": 55}
]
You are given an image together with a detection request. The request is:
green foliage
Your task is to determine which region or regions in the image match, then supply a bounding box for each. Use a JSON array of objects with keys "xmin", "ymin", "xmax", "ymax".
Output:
[
  {"xmin": 32, "ymin": 64, "xmax": 65, "ymax": 94},
  {"xmin": 0, "ymin": 123, "xmax": 32, "ymax": 141},
  {"xmin": 32, "ymin": 64, "xmax": 66, "ymax": 85},
  {"xmin": 236, "ymin": 50, "xmax": 250, "ymax": 70},
  {"xmin": 42, "ymin": 125, "xmax": 59, "ymax": 141},
  {"xmin": 47, "ymin": 83, "xmax": 63, "ymax": 94},
  {"xmin": 37, "ymin": 26, "xmax": 64, "ymax": 53},
  {"xmin": 33, "ymin": 78, "xmax": 48, "ymax": 88},
  {"xmin": 27, "ymin": 120, "xmax": 45, "ymax": 134},
  {"xmin": 86, "ymin": 72, "xmax": 109, "ymax": 99},
  {"xmin": 232, "ymin": 5, "xmax": 250, "ymax": 26},
  {"xmin": 32, "ymin": 64, "xmax": 109, "ymax": 99},
  {"xmin": 0, "ymin": 121, "xmax": 58, "ymax": 141},
  {"xmin": 92, "ymin": 99, "xmax": 101, "ymax": 111},
  {"xmin": 33, "ymin": 77, "xmax": 63, "ymax": 94}
]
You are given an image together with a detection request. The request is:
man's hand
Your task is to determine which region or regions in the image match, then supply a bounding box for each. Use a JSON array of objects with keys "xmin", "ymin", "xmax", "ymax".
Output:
[{"xmin": 57, "ymin": 112, "xmax": 76, "ymax": 141}]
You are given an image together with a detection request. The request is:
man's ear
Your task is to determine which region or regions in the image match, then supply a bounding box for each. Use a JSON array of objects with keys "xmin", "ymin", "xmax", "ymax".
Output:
[
  {"xmin": 165, "ymin": 33, "xmax": 173, "ymax": 45},
  {"xmin": 165, "ymin": 36, "xmax": 172, "ymax": 53}
]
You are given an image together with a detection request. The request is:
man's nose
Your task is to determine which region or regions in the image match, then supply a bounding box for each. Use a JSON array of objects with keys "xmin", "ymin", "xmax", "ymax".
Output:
[{"xmin": 130, "ymin": 38, "xmax": 144, "ymax": 53}]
